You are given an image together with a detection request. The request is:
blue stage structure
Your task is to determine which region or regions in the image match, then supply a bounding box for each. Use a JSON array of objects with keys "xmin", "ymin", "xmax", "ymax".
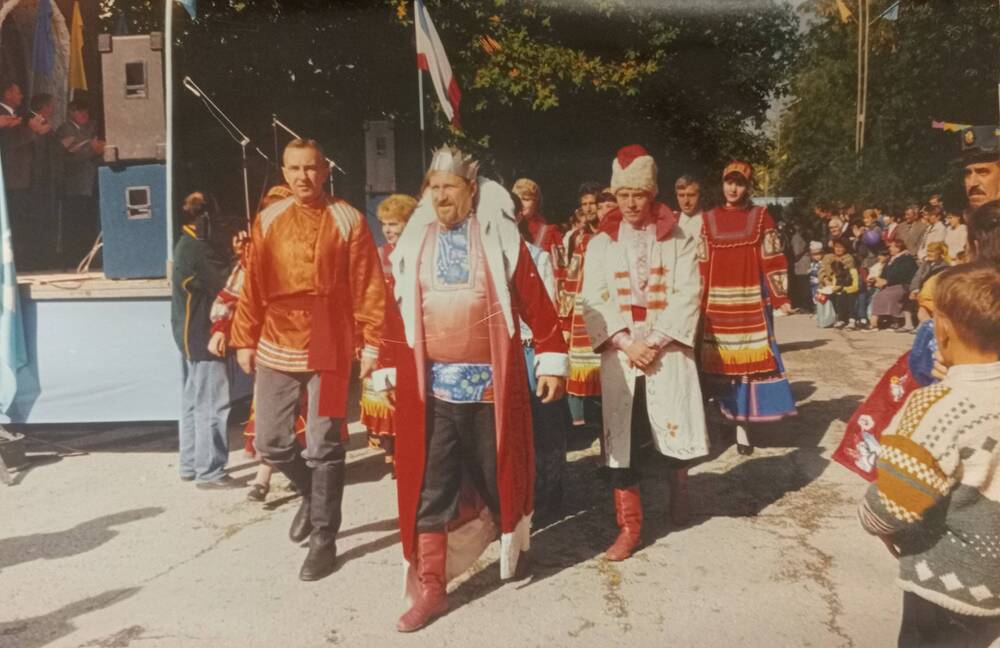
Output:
[{"xmin": 1, "ymin": 276, "xmax": 180, "ymax": 424}]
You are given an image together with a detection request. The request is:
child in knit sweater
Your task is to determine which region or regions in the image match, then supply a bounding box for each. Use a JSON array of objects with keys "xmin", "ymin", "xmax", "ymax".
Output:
[{"xmin": 858, "ymin": 263, "xmax": 1000, "ymax": 646}]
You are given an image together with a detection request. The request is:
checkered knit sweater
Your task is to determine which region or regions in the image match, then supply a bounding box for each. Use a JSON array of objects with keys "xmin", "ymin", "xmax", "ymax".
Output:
[{"xmin": 858, "ymin": 361, "xmax": 1000, "ymax": 617}]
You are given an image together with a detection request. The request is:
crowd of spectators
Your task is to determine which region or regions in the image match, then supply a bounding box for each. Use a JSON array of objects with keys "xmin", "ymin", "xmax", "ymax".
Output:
[{"xmin": 786, "ymin": 198, "xmax": 966, "ymax": 332}]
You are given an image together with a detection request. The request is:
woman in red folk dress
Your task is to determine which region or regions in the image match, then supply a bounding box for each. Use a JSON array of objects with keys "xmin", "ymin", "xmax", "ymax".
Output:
[
  {"xmin": 699, "ymin": 161, "xmax": 796, "ymax": 454},
  {"xmin": 358, "ymin": 194, "xmax": 417, "ymax": 472},
  {"xmin": 559, "ymin": 189, "xmax": 604, "ymax": 427},
  {"xmin": 512, "ymin": 177, "xmax": 565, "ymax": 273}
]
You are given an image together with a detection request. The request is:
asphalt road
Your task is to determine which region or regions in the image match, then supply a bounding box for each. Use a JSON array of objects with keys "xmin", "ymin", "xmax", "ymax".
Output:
[{"xmin": 0, "ymin": 314, "xmax": 915, "ymax": 648}]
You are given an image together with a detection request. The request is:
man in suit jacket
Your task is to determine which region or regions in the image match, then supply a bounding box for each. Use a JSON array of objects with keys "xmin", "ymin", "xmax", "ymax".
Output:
[
  {"xmin": 55, "ymin": 98, "xmax": 105, "ymax": 268},
  {"xmin": 1, "ymin": 79, "xmax": 49, "ymax": 270}
]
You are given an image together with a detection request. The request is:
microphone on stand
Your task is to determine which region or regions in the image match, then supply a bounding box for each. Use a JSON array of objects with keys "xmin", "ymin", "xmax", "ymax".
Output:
[
  {"xmin": 182, "ymin": 76, "xmax": 202, "ymax": 98},
  {"xmin": 185, "ymin": 76, "xmax": 257, "ymax": 153},
  {"xmin": 181, "ymin": 75, "xmax": 265, "ymax": 227}
]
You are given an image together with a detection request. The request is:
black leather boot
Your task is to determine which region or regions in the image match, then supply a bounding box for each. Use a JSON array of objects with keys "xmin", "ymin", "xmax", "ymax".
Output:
[
  {"xmin": 275, "ymin": 454, "xmax": 312, "ymax": 543},
  {"xmin": 299, "ymin": 460, "xmax": 345, "ymax": 581},
  {"xmin": 289, "ymin": 497, "xmax": 312, "ymax": 543}
]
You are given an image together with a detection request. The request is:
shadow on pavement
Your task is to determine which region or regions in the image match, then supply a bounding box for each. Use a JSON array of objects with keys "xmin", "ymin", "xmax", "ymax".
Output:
[
  {"xmin": 336, "ymin": 531, "xmax": 401, "ymax": 568},
  {"xmin": 682, "ymin": 447, "xmax": 830, "ymax": 521},
  {"xmin": 763, "ymin": 387, "xmax": 862, "ymax": 449},
  {"xmin": 779, "ymin": 339, "xmax": 831, "ymax": 353},
  {"xmin": 13, "ymin": 423, "xmax": 178, "ymax": 455},
  {"xmin": 8, "ymin": 454, "xmax": 63, "ymax": 486},
  {"xmin": 0, "ymin": 507, "xmax": 165, "ymax": 571},
  {"xmin": 340, "ymin": 517, "xmax": 398, "ymax": 539},
  {"xmin": 345, "ymin": 451, "xmax": 394, "ymax": 486},
  {"xmin": 0, "ymin": 587, "xmax": 141, "ymax": 648},
  {"xmin": 448, "ymin": 444, "xmax": 831, "ymax": 613}
]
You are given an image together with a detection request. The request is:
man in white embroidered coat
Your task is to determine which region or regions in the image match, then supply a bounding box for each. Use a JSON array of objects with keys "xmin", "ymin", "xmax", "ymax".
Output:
[
  {"xmin": 375, "ymin": 146, "xmax": 568, "ymax": 632},
  {"xmin": 581, "ymin": 145, "xmax": 708, "ymax": 561}
]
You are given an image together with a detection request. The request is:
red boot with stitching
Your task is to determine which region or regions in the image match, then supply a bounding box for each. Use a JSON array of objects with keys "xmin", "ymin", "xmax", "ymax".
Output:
[
  {"xmin": 397, "ymin": 532, "xmax": 449, "ymax": 632},
  {"xmin": 605, "ymin": 486, "xmax": 642, "ymax": 561}
]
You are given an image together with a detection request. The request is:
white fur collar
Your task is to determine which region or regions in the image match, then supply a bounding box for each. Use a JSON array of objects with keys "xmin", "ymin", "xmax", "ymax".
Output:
[{"xmin": 390, "ymin": 178, "xmax": 522, "ymax": 346}]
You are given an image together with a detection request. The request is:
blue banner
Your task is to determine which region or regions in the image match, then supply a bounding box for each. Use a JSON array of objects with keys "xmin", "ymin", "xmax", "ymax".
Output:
[
  {"xmin": 31, "ymin": 0, "xmax": 54, "ymax": 75},
  {"xmin": 0, "ymin": 149, "xmax": 27, "ymax": 415}
]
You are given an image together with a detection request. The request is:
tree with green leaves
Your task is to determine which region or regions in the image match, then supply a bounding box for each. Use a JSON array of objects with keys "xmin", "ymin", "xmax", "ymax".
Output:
[
  {"xmin": 98, "ymin": 0, "xmax": 799, "ymax": 220},
  {"xmin": 776, "ymin": 0, "xmax": 1000, "ymax": 214},
  {"xmin": 389, "ymin": 0, "xmax": 800, "ymax": 213}
]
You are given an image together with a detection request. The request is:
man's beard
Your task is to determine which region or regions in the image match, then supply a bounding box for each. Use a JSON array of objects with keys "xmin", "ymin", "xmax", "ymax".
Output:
[{"xmin": 435, "ymin": 202, "xmax": 469, "ymax": 227}]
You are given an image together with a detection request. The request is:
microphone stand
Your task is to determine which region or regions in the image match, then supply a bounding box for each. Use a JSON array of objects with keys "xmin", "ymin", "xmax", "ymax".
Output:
[
  {"xmin": 271, "ymin": 114, "xmax": 346, "ymax": 196},
  {"xmin": 182, "ymin": 76, "xmax": 268, "ymax": 228}
]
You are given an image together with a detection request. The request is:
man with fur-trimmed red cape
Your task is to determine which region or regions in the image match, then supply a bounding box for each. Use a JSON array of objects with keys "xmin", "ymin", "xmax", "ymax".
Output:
[{"xmin": 373, "ymin": 145, "xmax": 568, "ymax": 633}]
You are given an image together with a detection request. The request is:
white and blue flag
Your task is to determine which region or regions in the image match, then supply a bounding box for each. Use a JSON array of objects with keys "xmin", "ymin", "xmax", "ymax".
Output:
[{"xmin": 0, "ymin": 150, "xmax": 27, "ymax": 416}]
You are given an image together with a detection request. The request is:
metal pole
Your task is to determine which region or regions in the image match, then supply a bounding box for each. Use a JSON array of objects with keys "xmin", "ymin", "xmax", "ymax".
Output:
[
  {"xmin": 854, "ymin": 0, "xmax": 863, "ymax": 155},
  {"xmin": 418, "ymin": 68, "xmax": 427, "ymax": 171},
  {"xmin": 272, "ymin": 114, "xmax": 280, "ymax": 167},
  {"xmin": 860, "ymin": 0, "xmax": 870, "ymax": 153},
  {"xmin": 164, "ymin": 0, "xmax": 174, "ymax": 269},
  {"xmin": 240, "ymin": 142, "xmax": 251, "ymax": 228}
]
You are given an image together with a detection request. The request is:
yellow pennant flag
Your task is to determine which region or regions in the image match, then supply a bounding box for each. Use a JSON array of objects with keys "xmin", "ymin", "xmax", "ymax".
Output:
[
  {"xmin": 68, "ymin": 0, "xmax": 87, "ymax": 92},
  {"xmin": 836, "ymin": 0, "xmax": 853, "ymax": 23}
]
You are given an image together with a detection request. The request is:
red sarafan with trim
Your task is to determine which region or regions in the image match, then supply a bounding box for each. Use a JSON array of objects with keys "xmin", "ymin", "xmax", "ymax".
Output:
[
  {"xmin": 359, "ymin": 243, "xmax": 401, "ymax": 439},
  {"xmin": 560, "ymin": 227, "xmax": 602, "ymax": 397},
  {"xmin": 699, "ymin": 203, "xmax": 789, "ymax": 376}
]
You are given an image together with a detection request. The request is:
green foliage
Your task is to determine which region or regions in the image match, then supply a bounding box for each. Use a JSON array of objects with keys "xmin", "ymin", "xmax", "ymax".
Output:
[
  {"xmin": 391, "ymin": 1, "xmax": 672, "ymax": 112},
  {"xmin": 776, "ymin": 0, "xmax": 1000, "ymax": 212},
  {"xmin": 99, "ymin": 0, "xmax": 799, "ymax": 217},
  {"xmin": 392, "ymin": 0, "xmax": 800, "ymax": 211}
]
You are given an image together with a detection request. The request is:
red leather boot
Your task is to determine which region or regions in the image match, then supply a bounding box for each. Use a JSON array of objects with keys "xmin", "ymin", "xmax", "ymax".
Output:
[
  {"xmin": 605, "ymin": 486, "xmax": 642, "ymax": 561},
  {"xmin": 397, "ymin": 532, "xmax": 449, "ymax": 632}
]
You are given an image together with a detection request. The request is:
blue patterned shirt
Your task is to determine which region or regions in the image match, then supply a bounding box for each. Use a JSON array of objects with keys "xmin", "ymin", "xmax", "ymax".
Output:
[{"xmin": 429, "ymin": 218, "xmax": 494, "ymax": 402}]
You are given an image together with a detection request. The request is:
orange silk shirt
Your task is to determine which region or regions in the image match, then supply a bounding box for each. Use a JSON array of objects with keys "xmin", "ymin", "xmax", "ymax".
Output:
[{"xmin": 230, "ymin": 195, "xmax": 386, "ymax": 373}]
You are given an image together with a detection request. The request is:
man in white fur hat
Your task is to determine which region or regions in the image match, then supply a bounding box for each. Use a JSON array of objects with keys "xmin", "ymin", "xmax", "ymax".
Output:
[
  {"xmin": 375, "ymin": 145, "xmax": 568, "ymax": 632},
  {"xmin": 580, "ymin": 144, "xmax": 709, "ymax": 562}
]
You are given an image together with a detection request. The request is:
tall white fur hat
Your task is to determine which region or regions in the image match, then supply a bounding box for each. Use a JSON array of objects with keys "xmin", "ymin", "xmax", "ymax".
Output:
[{"xmin": 610, "ymin": 144, "xmax": 658, "ymax": 197}]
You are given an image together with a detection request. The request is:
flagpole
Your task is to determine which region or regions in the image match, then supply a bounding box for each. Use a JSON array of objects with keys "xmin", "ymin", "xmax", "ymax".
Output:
[
  {"xmin": 164, "ymin": 0, "xmax": 174, "ymax": 270},
  {"xmin": 860, "ymin": 0, "xmax": 870, "ymax": 153},
  {"xmin": 854, "ymin": 0, "xmax": 863, "ymax": 155},
  {"xmin": 418, "ymin": 69, "xmax": 427, "ymax": 171}
]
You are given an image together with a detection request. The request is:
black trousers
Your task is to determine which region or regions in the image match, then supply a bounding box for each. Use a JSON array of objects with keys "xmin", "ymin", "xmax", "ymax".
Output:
[
  {"xmin": 832, "ymin": 292, "xmax": 857, "ymax": 323},
  {"xmin": 608, "ymin": 376, "xmax": 689, "ymax": 490},
  {"xmin": 790, "ymin": 273, "xmax": 814, "ymax": 313},
  {"xmin": 898, "ymin": 591, "xmax": 1000, "ymax": 647},
  {"xmin": 416, "ymin": 398, "xmax": 499, "ymax": 532}
]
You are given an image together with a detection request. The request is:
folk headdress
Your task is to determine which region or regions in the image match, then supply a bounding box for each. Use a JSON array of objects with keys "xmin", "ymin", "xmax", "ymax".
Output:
[{"xmin": 610, "ymin": 144, "xmax": 658, "ymax": 197}]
